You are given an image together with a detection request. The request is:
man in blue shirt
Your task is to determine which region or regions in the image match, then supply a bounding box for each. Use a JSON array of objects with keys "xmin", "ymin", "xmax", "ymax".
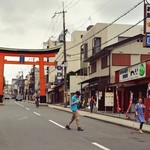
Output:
[{"xmin": 66, "ymin": 91, "xmax": 84, "ymax": 131}]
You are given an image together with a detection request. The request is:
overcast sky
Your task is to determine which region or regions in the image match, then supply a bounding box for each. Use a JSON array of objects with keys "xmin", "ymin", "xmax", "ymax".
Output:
[{"xmin": 0, "ymin": 0, "xmax": 144, "ymax": 83}]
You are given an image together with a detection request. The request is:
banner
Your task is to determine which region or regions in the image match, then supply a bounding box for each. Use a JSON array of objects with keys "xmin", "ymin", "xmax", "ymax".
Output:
[
  {"xmin": 116, "ymin": 90, "xmax": 121, "ymax": 113},
  {"xmin": 125, "ymin": 91, "xmax": 134, "ymax": 117}
]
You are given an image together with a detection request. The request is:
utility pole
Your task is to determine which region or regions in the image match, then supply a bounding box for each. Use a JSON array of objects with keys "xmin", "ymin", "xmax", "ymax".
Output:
[
  {"xmin": 33, "ymin": 58, "xmax": 35, "ymax": 94},
  {"xmin": 55, "ymin": 2, "xmax": 67, "ymax": 107},
  {"xmin": 46, "ymin": 46, "xmax": 49, "ymax": 84},
  {"xmin": 62, "ymin": 2, "xmax": 67, "ymax": 107}
]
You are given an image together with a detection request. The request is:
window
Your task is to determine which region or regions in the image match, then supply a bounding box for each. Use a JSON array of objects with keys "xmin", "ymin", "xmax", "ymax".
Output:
[
  {"xmin": 81, "ymin": 43, "xmax": 88, "ymax": 60},
  {"xmin": 101, "ymin": 55, "xmax": 108, "ymax": 69},
  {"xmin": 112, "ymin": 54, "xmax": 130, "ymax": 66},
  {"xmin": 90, "ymin": 61, "xmax": 97, "ymax": 74},
  {"xmin": 92, "ymin": 37, "xmax": 101, "ymax": 55}
]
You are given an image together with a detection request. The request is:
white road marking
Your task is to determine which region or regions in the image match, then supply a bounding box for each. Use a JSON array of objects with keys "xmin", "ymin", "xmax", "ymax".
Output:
[
  {"xmin": 25, "ymin": 107, "xmax": 30, "ymax": 110},
  {"xmin": 15, "ymin": 101, "xmax": 24, "ymax": 107},
  {"xmin": 18, "ymin": 117, "xmax": 28, "ymax": 120},
  {"xmin": 92, "ymin": 142, "xmax": 110, "ymax": 150},
  {"xmin": 49, "ymin": 120, "xmax": 65, "ymax": 129},
  {"xmin": 34, "ymin": 112, "xmax": 41, "ymax": 116}
]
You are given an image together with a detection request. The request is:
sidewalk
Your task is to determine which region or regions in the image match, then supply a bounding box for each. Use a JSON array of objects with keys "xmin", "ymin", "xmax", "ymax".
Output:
[{"xmin": 48, "ymin": 104, "xmax": 150, "ymax": 133}]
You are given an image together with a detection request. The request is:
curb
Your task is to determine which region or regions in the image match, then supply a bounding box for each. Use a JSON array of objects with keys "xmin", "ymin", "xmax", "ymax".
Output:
[
  {"xmin": 27, "ymin": 100, "xmax": 48, "ymax": 106},
  {"xmin": 48, "ymin": 104, "xmax": 150, "ymax": 133},
  {"xmin": 0, "ymin": 103, "xmax": 4, "ymax": 106}
]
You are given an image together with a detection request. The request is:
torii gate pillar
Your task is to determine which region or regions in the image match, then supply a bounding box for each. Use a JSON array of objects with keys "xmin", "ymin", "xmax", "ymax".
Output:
[
  {"xmin": 0, "ymin": 54, "xmax": 4, "ymax": 102},
  {"xmin": 39, "ymin": 56, "xmax": 46, "ymax": 103}
]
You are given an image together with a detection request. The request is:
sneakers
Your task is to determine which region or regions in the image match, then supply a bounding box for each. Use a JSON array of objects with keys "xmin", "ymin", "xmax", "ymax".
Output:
[
  {"xmin": 66, "ymin": 125, "xmax": 71, "ymax": 130},
  {"xmin": 139, "ymin": 130, "xmax": 143, "ymax": 134},
  {"xmin": 66, "ymin": 125, "xmax": 84, "ymax": 131},
  {"xmin": 77, "ymin": 127, "xmax": 84, "ymax": 131}
]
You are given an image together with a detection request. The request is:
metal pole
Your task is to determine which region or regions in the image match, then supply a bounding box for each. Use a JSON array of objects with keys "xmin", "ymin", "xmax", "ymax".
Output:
[
  {"xmin": 33, "ymin": 65, "xmax": 35, "ymax": 92},
  {"xmin": 54, "ymin": 2, "xmax": 67, "ymax": 107},
  {"xmin": 62, "ymin": 2, "xmax": 67, "ymax": 107},
  {"xmin": 33, "ymin": 57, "xmax": 35, "ymax": 94}
]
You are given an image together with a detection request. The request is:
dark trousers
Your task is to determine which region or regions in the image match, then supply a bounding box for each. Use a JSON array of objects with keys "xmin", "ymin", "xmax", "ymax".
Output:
[
  {"xmin": 90, "ymin": 104, "xmax": 94, "ymax": 113},
  {"xmin": 140, "ymin": 122, "xmax": 144, "ymax": 130}
]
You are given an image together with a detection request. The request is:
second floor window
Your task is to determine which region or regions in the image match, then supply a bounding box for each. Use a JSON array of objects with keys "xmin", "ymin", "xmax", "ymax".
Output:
[
  {"xmin": 90, "ymin": 61, "xmax": 97, "ymax": 74},
  {"xmin": 112, "ymin": 54, "xmax": 130, "ymax": 66},
  {"xmin": 92, "ymin": 37, "xmax": 101, "ymax": 55},
  {"xmin": 101, "ymin": 55, "xmax": 109, "ymax": 69},
  {"xmin": 81, "ymin": 43, "xmax": 88, "ymax": 60}
]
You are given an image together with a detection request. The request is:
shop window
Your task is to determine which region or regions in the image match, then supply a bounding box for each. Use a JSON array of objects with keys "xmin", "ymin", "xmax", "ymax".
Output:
[{"xmin": 112, "ymin": 54, "xmax": 130, "ymax": 66}]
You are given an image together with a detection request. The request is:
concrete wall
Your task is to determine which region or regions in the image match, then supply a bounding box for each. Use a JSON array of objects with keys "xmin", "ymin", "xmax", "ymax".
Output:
[{"xmin": 70, "ymin": 75, "xmax": 88, "ymax": 94}]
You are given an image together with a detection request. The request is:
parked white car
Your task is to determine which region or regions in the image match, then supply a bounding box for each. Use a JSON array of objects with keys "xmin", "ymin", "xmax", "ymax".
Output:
[
  {"xmin": 16, "ymin": 95, "xmax": 23, "ymax": 101},
  {"xmin": 4, "ymin": 94, "xmax": 10, "ymax": 100}
]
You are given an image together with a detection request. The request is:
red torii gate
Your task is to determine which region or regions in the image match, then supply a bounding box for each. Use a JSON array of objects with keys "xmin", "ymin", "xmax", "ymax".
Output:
[{"xmin": 0, "ymin": 46, "xmax": 61, "ymax": 103}]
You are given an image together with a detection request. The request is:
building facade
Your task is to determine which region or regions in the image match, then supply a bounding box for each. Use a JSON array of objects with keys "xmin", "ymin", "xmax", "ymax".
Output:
[
  {"xmin": 43, "ymin": 22, "xmax": 145, "ymax": 108},
  {"xmin": 81, "ymin": 33, "xmax": 150, "ymax": 112},
  {"xmin": 43, "ymin": 30, "xmax": 87, "ymax": 104}
]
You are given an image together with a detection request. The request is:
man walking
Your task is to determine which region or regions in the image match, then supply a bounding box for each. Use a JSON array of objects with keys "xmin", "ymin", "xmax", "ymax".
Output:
[{"xmin": 66, "ymin": 91, "xmax": 84, "ymax": 131}]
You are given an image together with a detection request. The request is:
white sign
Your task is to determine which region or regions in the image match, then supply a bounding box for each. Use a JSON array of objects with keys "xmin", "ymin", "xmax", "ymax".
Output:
[
  {"xmin": 119, "ymin": 63, "xmax": 146, "ymax": 82},
  {"xmin": 99, "ymin": 91, "xmax": 102, "ymax": 99},
  {"xmin": 145, "ymin": 4, "xmax": 150, "ymax": 33},
  {"xmin": 105, "ymin": 92, "xmax": 114, "ymax": 107}
]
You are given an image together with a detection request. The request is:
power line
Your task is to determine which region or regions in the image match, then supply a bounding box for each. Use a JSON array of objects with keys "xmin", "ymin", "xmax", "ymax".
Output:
[
  {"xmin": 67, "ymin": 0, "xmax": 110, "ymax": 30},
  {"xmin": 65, "ymin": 0, "xmax": 75, "ymax": 9},
  {"xmin": 47, "ymin": 17, "xmax": 144, "ymax": 73},
  {"xmin": 65, "ymin": 0, "xmax": 144, "ymax": 52},
  {"xmin": 69, "ymin": 17, "xmax": 145, "ymax": 59},
  {"xmin": 47, "ymin": 0, "xmax": 144, "ymax": 70},
  {"xmin": 65, "ymin": 0, "xmax": 81, "ymax": 11}
]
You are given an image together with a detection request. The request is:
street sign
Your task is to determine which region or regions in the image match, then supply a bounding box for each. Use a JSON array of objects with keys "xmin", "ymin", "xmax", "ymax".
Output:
[
  {"xmin": 144, "ymin": 4, "xmax": 150, "ymax": 33},
  {"xmin": 57, "ymin": 79, "xmax": 62, "ymax": 84},
  {"xmin": 57, "ymin": 72, "xmax": 62, "ymax": 77},
  {"xmin": 145, "ymin": 35, "xmax": 150, "ymax": 47},
  {"xmin": 57, "ymin": 66, "xmax": 62, "ymax": 70}
]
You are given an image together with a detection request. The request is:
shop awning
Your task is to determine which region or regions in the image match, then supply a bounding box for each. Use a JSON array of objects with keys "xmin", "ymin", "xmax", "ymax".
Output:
[{"xmin": 52, "ymin": 82, "xmax": 64, "ymax": 89}]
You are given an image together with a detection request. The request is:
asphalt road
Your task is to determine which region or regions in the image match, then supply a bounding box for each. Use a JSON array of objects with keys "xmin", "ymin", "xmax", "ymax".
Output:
[{"xmin": 0, "ymin": 99, "xmax": 150, "ymax": 150}]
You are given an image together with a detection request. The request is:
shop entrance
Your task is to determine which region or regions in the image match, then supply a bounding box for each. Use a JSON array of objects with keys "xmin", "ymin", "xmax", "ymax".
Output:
[{"xmin": 123, "ymin": 83, "xmax": 147, "ymax": 112}]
